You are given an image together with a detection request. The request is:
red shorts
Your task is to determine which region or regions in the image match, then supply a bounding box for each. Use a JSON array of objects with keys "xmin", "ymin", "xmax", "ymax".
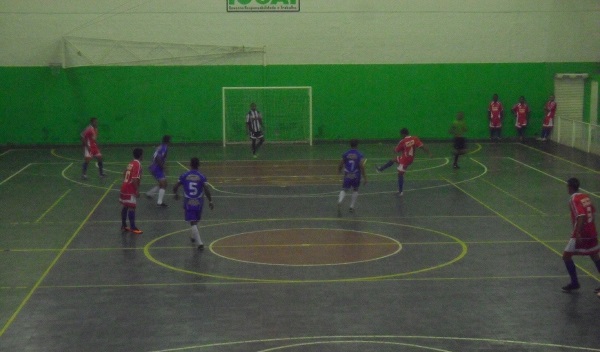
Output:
[
  {"xmin": 563, "ymin": 237, "xmax": 600, "ymax": 256},
  {"xmin": 85, "ymin": 146, "xmax": 101, "ymax": 159},
  {"xmin": 119, "ymin": 193, "xmax": 137, "ymax": 208},
  {"xmin": 395, "ymin": 156, "xmax": 414, "ymax": 172}
]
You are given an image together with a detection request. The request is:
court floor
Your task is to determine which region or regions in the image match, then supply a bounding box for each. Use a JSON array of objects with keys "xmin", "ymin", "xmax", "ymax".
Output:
[{"xmin": 0, "ymin": 140, "xmax": 599, "ymax": 352}]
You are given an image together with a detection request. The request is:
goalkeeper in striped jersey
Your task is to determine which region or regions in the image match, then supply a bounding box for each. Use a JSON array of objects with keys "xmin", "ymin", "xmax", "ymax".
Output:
[{"xmin": 246, "ymin": 102, "xmax": 264, "ymax": 158}]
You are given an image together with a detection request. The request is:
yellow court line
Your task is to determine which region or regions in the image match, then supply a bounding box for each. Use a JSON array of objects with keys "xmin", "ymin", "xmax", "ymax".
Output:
[
  {"xmin": 443, "ymin": 177, "xmax": 600, "ymax": 283},
  {"xmin": 0, "ymin": 163, "xmax": 32, "ymax": 186},
  {"xmin": 35, "ymin": 189, "xmax": 71, "ymax": 223},
  {"xmin": 0, "ymin": 180, "xmax": 116, "ymax": 337},
  {"xmin": 465, "ymin": 142, "xmax": 482, "ymax": 155},
  {"xmin": 507, "ymin": 157, "xmax": 599, "ymax": 199},
  {"xmin": 0, "ymin": 149, "xmax": 13, "ymax": 157},
  {"xmin": 50, "ymin": 148, "xmax": 79, "ymax": 161},
  {"xmin": 518, "ymin": 142, "xmax": 600, "ymax": 174},
  {"xmin": 479, "ymin": 178, "xmax": 546, "ymax": 215}
]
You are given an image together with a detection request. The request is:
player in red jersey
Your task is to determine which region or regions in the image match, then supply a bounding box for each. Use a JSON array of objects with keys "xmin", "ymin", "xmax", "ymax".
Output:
[
  {"xmin": 539, "ymin": 95, "xmax": 557, "ymax": 141},
  {"xmin": 376, "ymin": 128, "xmax": 431, "ymax": 196},
  {"xmin": 80, "ymin": 117, "xmax": 105, "ymax": 179},
  {"xmin": 488, "ymin": 94, "xmax": 504, "ymax": 141},
  {"xmin": 119, "ymin": 148, "xmax": 144, "ymax": 234},
  {"xmin": 511, "ymin": 96, "xmax": 530, "ymax": 142},
  {"xmin": 561, "ymin": 178, "xmax": 600, "ymax": 294}
]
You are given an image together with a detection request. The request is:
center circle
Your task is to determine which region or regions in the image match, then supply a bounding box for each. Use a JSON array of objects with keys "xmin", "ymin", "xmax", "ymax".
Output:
[{"xmin": 211, "ymin": 228, "xmax": 401, "ymax": 266}]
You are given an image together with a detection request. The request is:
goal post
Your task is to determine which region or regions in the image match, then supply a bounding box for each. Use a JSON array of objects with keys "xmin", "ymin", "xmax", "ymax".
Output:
[{"xmin": 222, "ymin": 86, "xmax": 313, "ymax": 146}]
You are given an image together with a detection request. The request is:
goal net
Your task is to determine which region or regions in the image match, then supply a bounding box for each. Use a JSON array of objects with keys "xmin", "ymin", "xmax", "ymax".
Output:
[{"xmin": 222, "ymin": 87, "xmax": 313, "ymax": 146}]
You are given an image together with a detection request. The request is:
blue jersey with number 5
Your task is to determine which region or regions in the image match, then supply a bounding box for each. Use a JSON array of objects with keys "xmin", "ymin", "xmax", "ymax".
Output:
[{"xmin": 179, "ymin": 170, "xmax": 207, "ymax": 199}]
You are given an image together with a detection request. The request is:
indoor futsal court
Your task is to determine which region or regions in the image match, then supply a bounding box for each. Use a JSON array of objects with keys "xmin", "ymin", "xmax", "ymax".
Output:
[{"xmin": 1, "ymin": 140, "xmax": 600, "ymax": 352}]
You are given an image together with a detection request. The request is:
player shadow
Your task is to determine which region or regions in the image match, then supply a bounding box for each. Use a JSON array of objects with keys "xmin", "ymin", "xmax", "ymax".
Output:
[{"xmin": 120, "ymin": 232, "xmax": 139, "ymax": 261}]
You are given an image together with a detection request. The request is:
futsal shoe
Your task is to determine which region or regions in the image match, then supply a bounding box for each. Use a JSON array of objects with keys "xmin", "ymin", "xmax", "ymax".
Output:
[
  {"xmin": 81, "ymin": 174, "xmax": 88, "ymax": 180},
  {"xmin": 561, "ymin": 283, "xmax": 580, "ymax": 292},
  {"xmin": 156, "ymin": 203, "xmax": 168, "ymax": 207},
  {"xmin": 594, "ymin": 287, "xmax": 600, "ymax": 293},
  {"xmin": 375, "ymin": 167, "xmax": 382, "ymax": 173},
  {"xmin": 397, "ymin": 192, "xmax": 403, "ymax": 197},
  {"xmin": 453, "ymin": 164, "xmax": 460, "ymax": 169},
  {"xmin": 121, "ymin": 225, "xmax": 130, "ymax": 232},
  {"xmin": 197, "ymin": 244, "xmax": 205, "ymax": 250},
  {"xmin": 190, "ymin": 237, "xmax": 196, "ymax": 243},
  {"xmin": 130, "ymin": 228, "xmax": 143, "ymax": 235},
  {"xmin": 349, "ymin": 207, "xmax": 354, "ymax": 213}
]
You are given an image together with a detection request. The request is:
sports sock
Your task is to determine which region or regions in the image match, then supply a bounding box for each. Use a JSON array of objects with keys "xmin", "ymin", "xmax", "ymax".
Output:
[
  {"xmin": 382, "ymin": 160, "xmax": 394, "ymax": 171},
  {"xmin": 350, "ymin": 191, "xmax": 359, "ymax": 208},
  {"xmin": 157, "ymin": 188, "xmax": 165, "ymax": 204},
  {"xmin": 147, "ymin": 186, "xmax": 159, "ymax": 196},
  {"xmin": 191, "ymin": 224, "xmax": 202, "ymax": 245},
  {"xmin": 338, "ymin": 190, "xmax": 346, "ymax": 204},
  {"xmin": 251, "ymin": 140, "xmax": 256, "ymax": 154},
  {"xmin": 453, "ymin": 154, "xmax": 459, "ymax": 165},
  {"xmin": 397, "ymin": 174, "xmax": 404, "ymax": 193},
  {"xmin": 98, "ymin": 160, "xmax": 104, "ymax": 175},
  {"xmin": 121, "ymin": 207, "xmax": 128, "ymax": 227},
  {"xmin": 82, "ymin": 162, "xmax": 88, "ymax": 174},
  {"xmin": 127, "ymin": 208, "xmax": 137, "ymax": 229},
  {"xmin": 564, "ymin": 260, "xmax": 579, "ymax": 285}
]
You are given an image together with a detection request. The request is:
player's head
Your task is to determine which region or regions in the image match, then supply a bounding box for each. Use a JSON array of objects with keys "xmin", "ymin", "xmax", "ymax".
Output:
[
  {"xmin": 456, "ymin": 111, "xmax": 464, "ymax": 120},
  {"xmin": 90, "ymin": 117, "xmax": 98, "ymax": 127},
  {"xmin": 492, "ymin": 94, "xmax": 498, "ymax": 102},
  {"xmin": 133, "ymin": 148, "xmax": 143, "ymax": 160},
  {"xmin": 400, "ymin": 128, "xmax": 409, "ymax": 136},
  {"xmin": 549, "ymin": 95, "xmax": 555, "ymax": 101},
  {"xmin": 519, "ymin": 96, "xmax": 525, "ymax": 103},
  {"xmin": 190, "ymin": 157, "xmax": 200, "ymax": 170},
  {"xmin": 567, "ymin": 177, "xmax": 580, "ymax": 194},
  {"xmin": 350, "ymin": 139, "xmax": 359, "ymax": 148},
  {"xmin": 250, "ymin": 103, "xmax": 257, "ymax": 110},
  {"xmin": 162, "ymin": 135, "xmax": 171, "ymax": 144}
]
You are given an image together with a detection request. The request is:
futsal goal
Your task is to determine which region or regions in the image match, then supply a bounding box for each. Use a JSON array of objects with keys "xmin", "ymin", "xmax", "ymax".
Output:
[{"xmin": 222, "ymin": 86, "xmax": 313, "ymax": 146}]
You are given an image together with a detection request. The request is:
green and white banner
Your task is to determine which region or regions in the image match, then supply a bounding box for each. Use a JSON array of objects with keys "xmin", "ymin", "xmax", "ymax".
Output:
[{"xmin": 227, "ymin": 0, "xmax": 300, "ymax": 12}]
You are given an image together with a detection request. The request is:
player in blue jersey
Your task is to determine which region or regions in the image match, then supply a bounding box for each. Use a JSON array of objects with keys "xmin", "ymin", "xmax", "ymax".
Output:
[
  {"xmin": 146, "ymin": 135, "xmax": 171, "ymax": 207},
  {"xmin": 337, "ymin": 139, "xmax": 367, "ymax": 213},
  {"xmin": 173, "ymin": 157, "xmax": 214, "ymax": 250}
]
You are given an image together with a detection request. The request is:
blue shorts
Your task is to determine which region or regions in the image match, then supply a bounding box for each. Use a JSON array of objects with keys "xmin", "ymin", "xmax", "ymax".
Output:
[
  {"xmin": 149, "ymin": 165, "xmax": 166, "ymax": 181},
  {"xmin": 342, "ymin": 176, "xmax": 360, "ymax": 190},
  {"xmin": 184, "ymin": 198, "xmax": 204, "ymax": 222}
]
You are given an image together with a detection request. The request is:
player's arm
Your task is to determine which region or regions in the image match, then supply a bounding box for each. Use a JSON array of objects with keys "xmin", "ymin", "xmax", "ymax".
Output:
[
  {"xmin": 203, "ymin": 184, "xmax": 214, "ymax": 210},
  {"xmin": 573, "ymin": 214, "xmax": 586, "ymax": 241},
  {"xmin": 420, "ymin": 144, "xmax": 433, "ymax": 158},
  {"xmin": 172, "ymin": 181, "xmax": 182, "ymax": 200},
  {"xmin": 132, "ymin": 177, "xmax": 141, "ymax": 196}
]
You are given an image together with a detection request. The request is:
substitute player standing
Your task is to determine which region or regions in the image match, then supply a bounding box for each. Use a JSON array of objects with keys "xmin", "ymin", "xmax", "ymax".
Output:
[
  {"xmin": 173, "ymin": 157, "xmax": 214, "ymax": 250},
  {"xmin": 120, "ymin": 148, "xmax": 144, "ymax": 234},
  {"xmin": 81, "ymin": 117, "xmax": 105, "ymax": 179},
  {"xmin": 376, "ymin": 128, "xmax": 431, "ymax": 196},
  {"xmin": 337, "ymin": 139, "xmax": 367, "ymax": 213},
  {"xmin": 488, "ymin": 94, "xmax": 504, "ymax": 141},
  {"xmin": 511, "ymin": 96, "xmax": 530, "ymax": 142},
  {"xmin": 539, "ymin": 95, "xmax": 557, "ymax": 141},
  {"xmin": 146, "ymin": 135, "xmax": 171, "ymax": 207},
  {"xmin": 246, "ymin": 102, "xmax": 264, "ymax": 158},
  {"xmin": 561, "ymin": 178, "xmax": 600, "ymax": 294}
]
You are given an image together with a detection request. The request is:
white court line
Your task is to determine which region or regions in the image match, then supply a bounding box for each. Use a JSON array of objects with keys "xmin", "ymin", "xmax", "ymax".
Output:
[
  {"xmin": 0, "ymin": 149, "xmax": 13, "ymax": 157},
  {"xmin": 0, "ymin": 164, "xmax": 32, "ymax": 186},
  {"xmin": 506, "ymin": 157, "xmax": 597, "ymax": 198}
]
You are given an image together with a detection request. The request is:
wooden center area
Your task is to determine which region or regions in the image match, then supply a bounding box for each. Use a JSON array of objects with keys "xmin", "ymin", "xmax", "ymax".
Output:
[{"xmin": 212, "ymin": 228, "xmax": 401, "ymax": 265}]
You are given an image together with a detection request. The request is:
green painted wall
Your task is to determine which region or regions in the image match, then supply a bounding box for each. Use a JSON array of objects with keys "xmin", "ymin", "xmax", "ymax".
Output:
[{"xmin": 1, "ymin": 62, "xmax": 598, "ymax": 145}]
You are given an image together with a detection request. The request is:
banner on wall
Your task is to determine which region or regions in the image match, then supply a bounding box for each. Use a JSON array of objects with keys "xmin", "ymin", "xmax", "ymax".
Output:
[{"xmin": 227, "ymin": 0, "xmax": 300, "ymax": 12}]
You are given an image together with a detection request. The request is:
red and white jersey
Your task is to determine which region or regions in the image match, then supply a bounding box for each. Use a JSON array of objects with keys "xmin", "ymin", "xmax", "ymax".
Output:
[
  {"xmin": 81, "ymin": 125, "xmax": 98, "ymax": 150},
  {"xmin": 120, "ymin": 159, "xmax": 142, "ymax": 196},
  {"xmin": 488, "ymin": 101, "xmax": 504, "ymax": 127},
  {"xmin": 512, "ymin": 103, "xmax": 530, "ymax": 126},
  {"xmin": 394, "ymin": 136, "xmax": 423, "ymax": 165},
  {"xmin": 543, "ymin": 100, "xmax": 557, "ymax": 126},
  {"xmin": 569, "ymin": 192, "xmax": 598, "ymax": 239}
]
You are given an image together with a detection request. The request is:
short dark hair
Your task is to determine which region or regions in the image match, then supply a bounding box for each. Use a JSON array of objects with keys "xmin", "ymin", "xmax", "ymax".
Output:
[
  {"xmin": 190, "ymin": 157, "xmax": 200, "ymax": 169},
  {"xmin": 133, "ymin": 148, "xmax": 143, "ymax": 159},
  {"xmin": 400, "ymin": 128, "xmax": 409, "ymax": 135},
  {"xmin": 162, "ymin": 135, "xmax": 171, "ymax": 144},
  {"xmin": 90, "ymin": 117, "xmax": 97, "ymax": 123},
  {"xmin": 567, "ymin": 177, "xmax": 580, "ymax": 191},
  {"xmin": 350, "ymin": 139, "xmax": 359, "ymax": 148}
]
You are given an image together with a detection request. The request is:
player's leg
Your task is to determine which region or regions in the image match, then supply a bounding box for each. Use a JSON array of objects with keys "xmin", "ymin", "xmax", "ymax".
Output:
[
  {"xmin": 349, "ymin": 183, "xmax": 360, "ymax": 212},
  {"xmin": 255, "ymin": 135, "xmax": 264, "ymax": 152},
  {"xmin": 562, "ymin": 241, "xmax": 580, "ymax": 291},
  {"xmin": 396, "ymin": 164, "xmax": 407, "ymax": 195},
  {"xmin": 376, "ymin": 159, "xmax": 395, "ymax": 173},
  {"xmin": 82, "ymin": 147, "xmax": 92, "ymax": 178},
  {"xmin": 157, "ymin": 177, "xmax": 168, "ymax": 207},
  {"xmin": 120, "ymin": 206, "xmax": 129, "ymax": 231},
  {"xmin": 251, "ymin": 137, "xmax": 257, "ymax": 155},
  {"xmin": 96, "ymin": 155, "xmax": 105, "ymax": 177},
  {"xmin": 186, "ymin": 200, "xmax": 203, "ymax": 249},
  {"xmin": 590, "ymin": 252, "xmax": 600, "ymax": 293}
]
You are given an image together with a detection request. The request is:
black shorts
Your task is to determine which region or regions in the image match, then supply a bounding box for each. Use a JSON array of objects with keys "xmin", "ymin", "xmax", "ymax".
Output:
[
  {"xmin": 250, "ymin": 131, "xmax": 264, "ymax": 140},
  {"xmin": 454, "ymin": 137, "xmax": 466, "ymax": 150}
]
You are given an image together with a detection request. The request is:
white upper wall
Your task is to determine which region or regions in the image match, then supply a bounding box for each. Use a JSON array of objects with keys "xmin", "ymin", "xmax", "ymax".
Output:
[{"xmin": 0, "ymin": 0, "xmax": 598, "ymax": 66}]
